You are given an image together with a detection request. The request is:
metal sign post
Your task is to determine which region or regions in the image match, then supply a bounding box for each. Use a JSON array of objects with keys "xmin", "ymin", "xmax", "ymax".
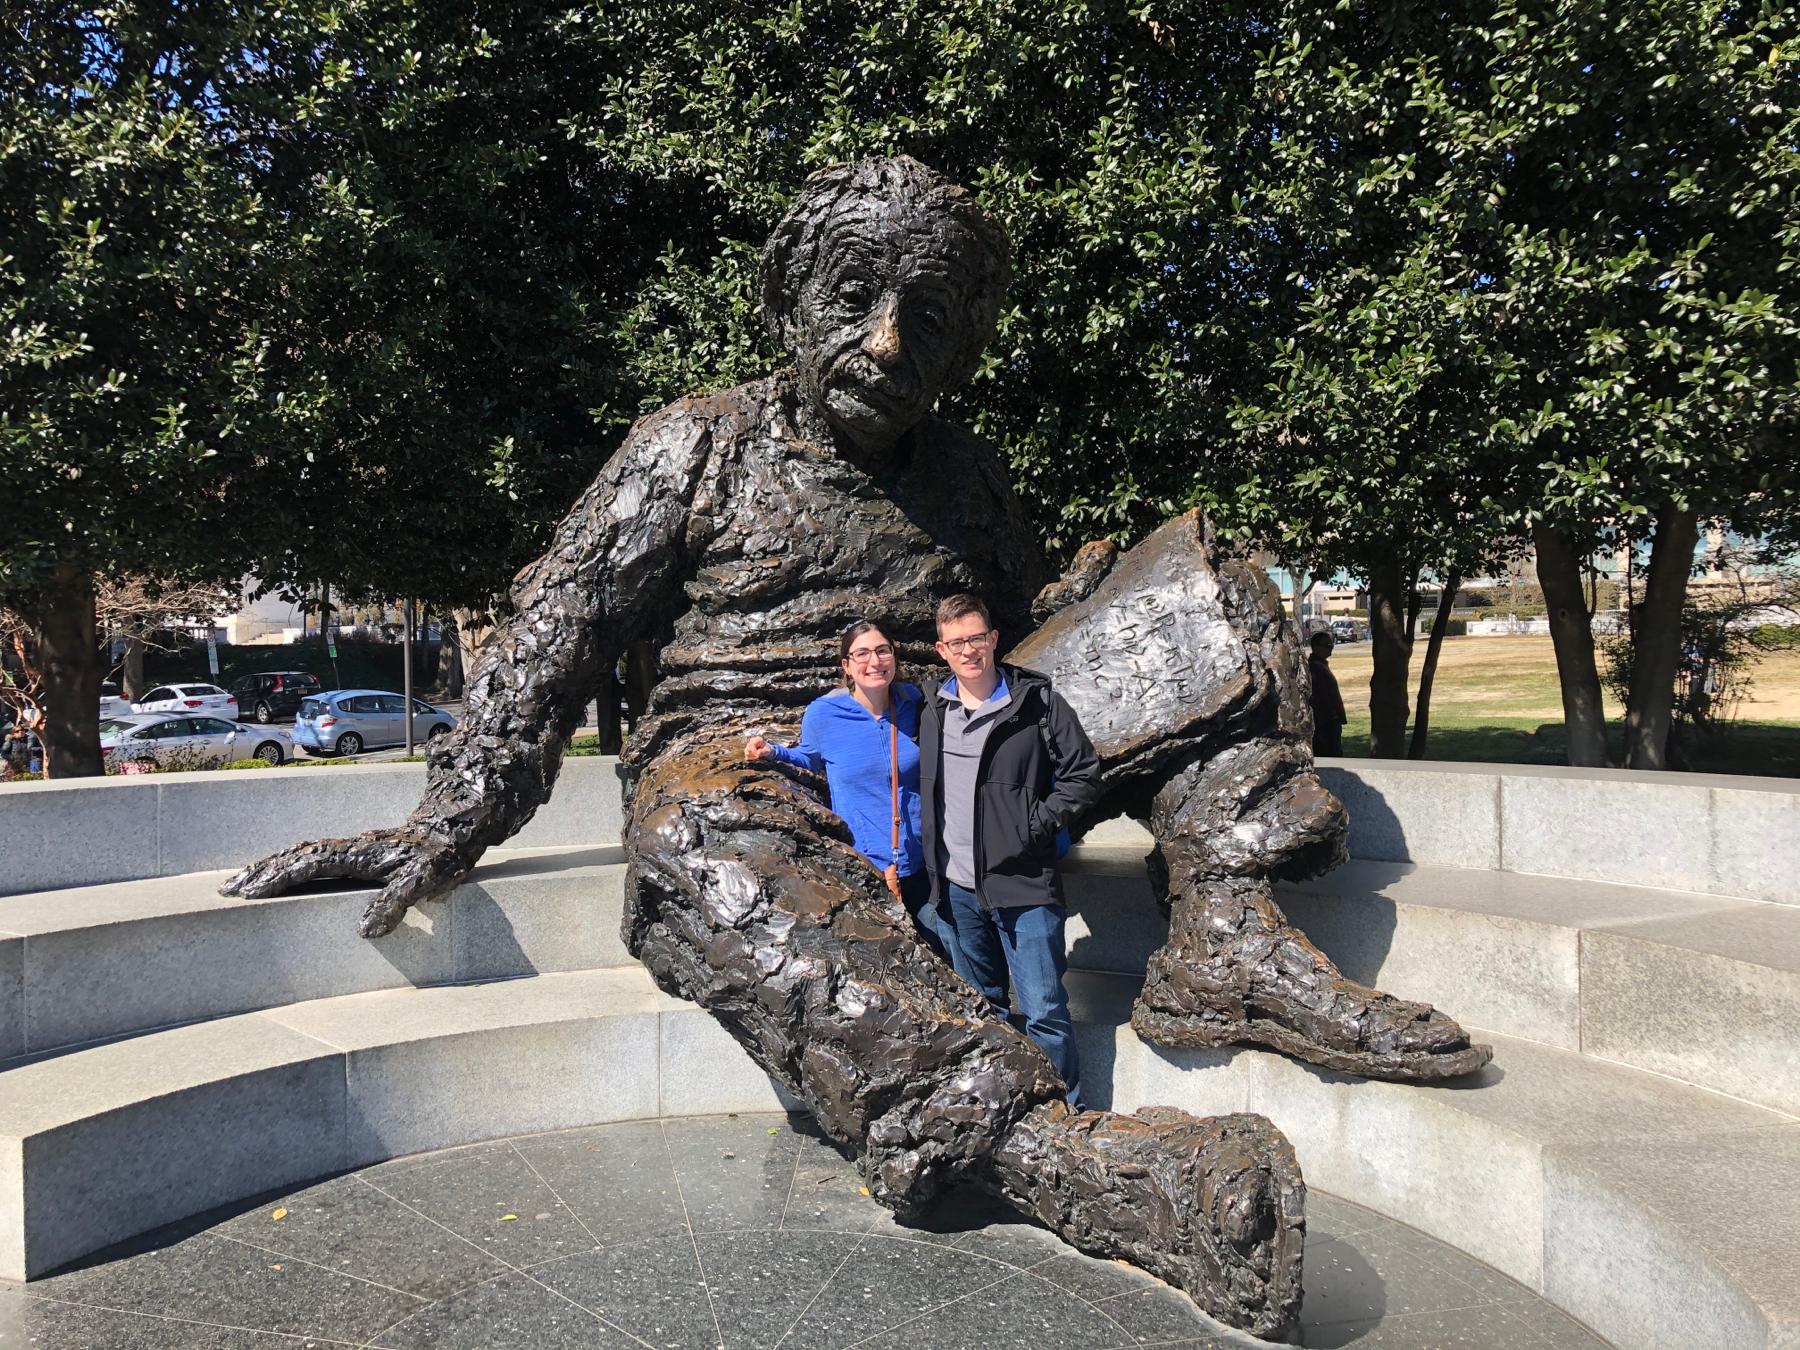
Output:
[{"xmin": 324, "ymin": 586, "xmax": 340, "ymax": 688}]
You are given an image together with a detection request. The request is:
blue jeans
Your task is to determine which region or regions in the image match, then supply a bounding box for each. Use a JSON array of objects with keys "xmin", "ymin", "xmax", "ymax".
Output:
[
  {"xmin": 943, "ymin": 880, "xmax": 1082, "ymax": 1110},
  {"xmin": 897, "ymin": 869, "xmax": 955, "ymax": 964}
]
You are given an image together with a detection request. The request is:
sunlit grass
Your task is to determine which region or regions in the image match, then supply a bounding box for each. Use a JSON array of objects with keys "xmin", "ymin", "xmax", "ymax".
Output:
[{"xmin": 1325, "ymin": 636, "xmax": 1800, "ymax": 777}]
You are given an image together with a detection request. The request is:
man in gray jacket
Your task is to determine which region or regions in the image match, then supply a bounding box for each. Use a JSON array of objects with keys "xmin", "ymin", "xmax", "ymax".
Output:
[{"xmin": 921, "ymin": 591, "xmax": 1102, "ymax": 1108}]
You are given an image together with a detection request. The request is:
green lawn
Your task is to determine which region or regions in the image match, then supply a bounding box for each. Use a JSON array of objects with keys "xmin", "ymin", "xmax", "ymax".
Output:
[{"xmin": 1328, "ymin": 636, "xmax": 1800, "ymax": 778}]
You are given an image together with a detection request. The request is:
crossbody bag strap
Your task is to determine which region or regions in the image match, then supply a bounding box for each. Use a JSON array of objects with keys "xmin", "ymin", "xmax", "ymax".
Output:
[{"xmin": 889, "ymin": 720, "xmax": 901, "ymax": 857}]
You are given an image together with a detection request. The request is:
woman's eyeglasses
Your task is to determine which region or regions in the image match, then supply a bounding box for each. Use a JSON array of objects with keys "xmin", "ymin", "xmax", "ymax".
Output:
[{"xmin": 846, "ymin": 644, "xmax": 895, "ymax": 665}]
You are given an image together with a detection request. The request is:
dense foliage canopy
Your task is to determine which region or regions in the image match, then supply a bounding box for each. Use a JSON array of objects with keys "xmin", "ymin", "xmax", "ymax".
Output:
[{"xmin": 5, "ymin": 0, "xmax": 1796, "ymax": 773}]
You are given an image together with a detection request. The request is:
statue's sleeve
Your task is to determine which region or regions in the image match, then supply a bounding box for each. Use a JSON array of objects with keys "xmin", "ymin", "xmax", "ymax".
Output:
[{"xmin": 408, "ymin": 404, "xmax": 716, "ymax": 854}]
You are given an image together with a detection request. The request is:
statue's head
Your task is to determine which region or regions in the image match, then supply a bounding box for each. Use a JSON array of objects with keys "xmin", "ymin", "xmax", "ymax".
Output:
[{"xmin": 761, "ymin": 156, "xmax": 1010, "ymax": 455}]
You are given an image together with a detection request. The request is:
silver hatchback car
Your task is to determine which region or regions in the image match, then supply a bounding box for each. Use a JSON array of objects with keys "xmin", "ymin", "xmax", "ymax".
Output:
[{"xmin": 293, "ymin": 690, "xmax": 457, "ymax": 757}]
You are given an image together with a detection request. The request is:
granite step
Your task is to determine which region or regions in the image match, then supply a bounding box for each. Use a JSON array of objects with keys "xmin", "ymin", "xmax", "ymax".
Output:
[
  {"xmin": 0, "ymin": 846, "xmax": 634, "ymax": 1061},
  {"xmin": 0, "ymin": 967, "xmax": 794, "ymax": 1282},
  {"xmin": 4, "ymin": 964, "xmax": 1795, "ymax": 1350},
  {"xmin": 1063, "ymin": 845, "xmax": 1800, "ymax": 1117},
  {"xmin": 1068, "ymin": 970, "xmax": 1800, "ymax": 1350},
  {"xmin": 10, "ymin": 843, "xmax": 1800, "ymax": 1120}
]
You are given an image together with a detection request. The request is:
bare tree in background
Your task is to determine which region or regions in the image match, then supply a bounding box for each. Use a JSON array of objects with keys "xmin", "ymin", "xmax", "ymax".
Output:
[
  {"xmin": 96, "ymin": 578, "xmax": 241, "ymax": 700},
  {"xmin": 1, "ymin": 578, "xmax": 239, "ymax": 761}
]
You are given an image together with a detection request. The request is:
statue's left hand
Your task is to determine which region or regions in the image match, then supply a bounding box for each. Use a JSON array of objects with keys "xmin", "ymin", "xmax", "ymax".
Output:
[
  {"xmin": 1031, "ymin": 539, "xmax": 1120, "ymax": 624},
  {"xmin": 219, "ymin": 827, "xmax": 468, "ymax": 938}
]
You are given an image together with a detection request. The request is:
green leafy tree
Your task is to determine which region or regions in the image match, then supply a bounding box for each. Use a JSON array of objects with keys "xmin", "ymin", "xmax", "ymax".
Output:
[
  {"xmin": 2, "ymin": 5, "xmax": 277, "ymax": 774},
  {"xmin": 561, "ymin": 1, "xmax": 1280, "ymax": 553},
  {"xmin": 2, "ymin": 3, "xmax": 663, "ymax": 774},
  {"xmin": 242, "ymin": 2, "xmax": 678, "ymax": 607},
  {"xmin": 1233, "ymin": 0, "xmax": 1800, "ymax": 767},
  {"xmin": 1220, "ymin": 215, "xmax": 1519, "ymax": 756}
]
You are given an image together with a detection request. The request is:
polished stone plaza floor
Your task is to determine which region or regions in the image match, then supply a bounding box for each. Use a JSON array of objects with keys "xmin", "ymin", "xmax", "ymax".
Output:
[{"xmin": 0, "ymin": 1113, "xmax": 1609, "ymax": 1349}]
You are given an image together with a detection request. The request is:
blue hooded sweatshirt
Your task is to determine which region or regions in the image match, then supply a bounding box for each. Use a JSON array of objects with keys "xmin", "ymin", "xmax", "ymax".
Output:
[{"xmin": 766, "ymin": 683, "xmax": 925, "ymax": 877}]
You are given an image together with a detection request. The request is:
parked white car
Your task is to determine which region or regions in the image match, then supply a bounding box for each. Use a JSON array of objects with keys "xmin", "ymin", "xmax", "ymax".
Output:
[
  {"xmin": 131, "ymin": 682, "xmax": 239, "ymax": 719},
  {"xmin": 101, "ymin": 713, "xmax": 294, "ymax": 768}
]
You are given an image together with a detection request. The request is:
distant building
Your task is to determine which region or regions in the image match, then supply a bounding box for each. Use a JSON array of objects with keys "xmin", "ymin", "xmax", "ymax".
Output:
[
  {"xmin": 1256, "ymin": 556, "xmax": 1365, "ymax": 619},
  {"xmin": 216, "ymin": 581, "xmax": 414, "ymax": 645}
]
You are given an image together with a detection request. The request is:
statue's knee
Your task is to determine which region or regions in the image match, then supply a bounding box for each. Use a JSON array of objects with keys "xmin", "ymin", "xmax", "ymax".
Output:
[
  {"xmin": 640, "ymin": 801, "xmax": 702, "ymax": 857},
  {"xmin": 1150, "ymin": 739, "xmax": 1346, "ymax": 879}
]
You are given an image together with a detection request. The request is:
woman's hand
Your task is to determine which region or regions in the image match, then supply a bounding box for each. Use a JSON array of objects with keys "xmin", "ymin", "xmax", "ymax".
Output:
[{"xmin": 744, "ymin": 734, "xmax": 773, "ymax": 761}]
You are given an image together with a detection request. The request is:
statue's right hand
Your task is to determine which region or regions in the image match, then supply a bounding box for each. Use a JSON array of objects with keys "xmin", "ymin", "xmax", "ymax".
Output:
[
  {"xmin": 744, "ymin": 735, "xmax": 772, "ymax": 761},
  {"xmin": 219, "ymin": 827, "xmax": 468, "ymax": 939}
]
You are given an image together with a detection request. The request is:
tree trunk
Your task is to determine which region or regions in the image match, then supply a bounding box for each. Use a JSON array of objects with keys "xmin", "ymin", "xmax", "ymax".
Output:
[
  {"xmin": 1407, "ymin": 572, "xmax": 1459, "ymax": 760},
  {"xmin": 1365, "ymin": 558, "xmax": 1413, "ymax": 758},
  {"xmin": 1624, "ymin": 504, "xmax": 1700, "ymax": 769},
  {"xmin": 1535, "ymin": 523, "xmax": 1609, "ymax": 766},
  {"xmin": 435, "ymin": 611, "xmax": 461, "ymax": 699},
  {"xmin": 624, "ymin": 638, "xmax": 658, "ymax": 725},
  {"xmin": 1287, "ymin": 566, "xmax": 1310, "ymax": 629},
  {"xmin": 121, "ymin": 633, "xmax": 148, "ymax": 703},
  {"xmin": 28, "ymin": 565, "xmax": 104, "ymax": 778},
  {"xmin": 451, "ymin": 606, "xmax": 495, "ymax": 707},
  {"xmin": 595, "ymin": 665, "xmax": 623, "ymax": 754}
]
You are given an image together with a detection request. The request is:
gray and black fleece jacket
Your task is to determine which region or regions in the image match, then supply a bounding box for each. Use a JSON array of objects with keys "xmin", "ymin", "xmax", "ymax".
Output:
[{"xmin": 919, "ymin": 664, "xmax": 1103, "ymax": 910}]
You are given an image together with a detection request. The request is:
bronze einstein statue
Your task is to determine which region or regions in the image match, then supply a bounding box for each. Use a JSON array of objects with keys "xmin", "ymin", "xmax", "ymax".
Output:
[{"xmin": 224, "ymin": 157, "xmax": 1490, "ymax": 1338}]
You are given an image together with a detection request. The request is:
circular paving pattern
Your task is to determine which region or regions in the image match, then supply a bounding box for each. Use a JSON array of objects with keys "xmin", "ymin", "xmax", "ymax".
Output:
[{"xmin": 0, "ymin": 1113, "xmax": 1610, "ymax": 1349}]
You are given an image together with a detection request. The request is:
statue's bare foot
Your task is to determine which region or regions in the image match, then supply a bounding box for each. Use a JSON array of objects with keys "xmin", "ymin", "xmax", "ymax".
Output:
[
  {"xmin": 1134, "ymin": 876, "xmax": 1493, "ymax": 1082},
  {"xmin": 219, "ymin": 827, "xmax": 466, "ymax": 938},
  {"xmin": 991, "ymin": 1102, "xmax": 1304, "ymax": 1341}
]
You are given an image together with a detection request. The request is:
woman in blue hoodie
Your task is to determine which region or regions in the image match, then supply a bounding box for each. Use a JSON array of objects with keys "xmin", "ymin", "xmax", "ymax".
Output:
[{"xmin": 745, "ymin": 619, "xmax": 955, "ymax": 961}]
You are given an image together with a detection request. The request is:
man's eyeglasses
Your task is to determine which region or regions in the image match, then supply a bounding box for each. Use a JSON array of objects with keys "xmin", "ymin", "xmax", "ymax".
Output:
[
  {"xmin": 846, "ymin": 644, "xmax": 895, "ymax": 665},
  {"xmin": 937, "ymin": 632, "xmax": 994, "ymax": 655}
]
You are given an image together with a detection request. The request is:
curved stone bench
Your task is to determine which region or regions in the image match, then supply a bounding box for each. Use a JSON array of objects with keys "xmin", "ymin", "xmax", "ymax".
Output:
[
  {"xmin": 13, "ymin": 834, "xmax": 1795, "ymax": 1119},
  {"xmin": 0, "ymin": 968, "xmax": 795, "ymax": 1282},
  {"xmin": 0, "ymin": 758, "xmax": 626, "ymax": 898},
  {"xmin": 0, "ymin": 847, "xmax": 633, "ymax": 1060},
  {"xmin": 7, "ymin": 756, "xmax": 1793, "ymax": 903},
  {"xmin": 1062, "ymin": 846, "xmax": 1800, "ymax": 1118},
  {"xmin": 1070, "ymin": 973, "xmax": 1800, "ymax": 1350},
  {"xmin": 4, "ymin": 756, "xmax": 1798, "ymax": 1350},
  {"xmin": 4, "ymin": 963, "xmax": 1794, "ymax": 1349}
]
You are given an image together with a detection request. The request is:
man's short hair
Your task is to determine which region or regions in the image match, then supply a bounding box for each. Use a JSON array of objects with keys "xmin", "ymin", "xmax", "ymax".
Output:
[
  {"xmin": 760, "ymin": 156, "xmax": 1010, "ymax": 391},
  {"xmin": 935, "ymin": 593, "xmax": 993, "ymax": 634}
]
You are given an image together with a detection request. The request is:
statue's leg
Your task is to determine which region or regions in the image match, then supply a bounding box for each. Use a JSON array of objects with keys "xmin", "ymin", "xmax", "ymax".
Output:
[
  {"xmin": 621, "ymin": 730, "xmax": 1304, "ymax": 1340},
  {"xmin": 1007, "ymin": 511, "xmax": 1493, "ymax": 1082},
  {"xmin": 1132, "ymin": 738, "xmax": 1492, "ymax": 1080}
]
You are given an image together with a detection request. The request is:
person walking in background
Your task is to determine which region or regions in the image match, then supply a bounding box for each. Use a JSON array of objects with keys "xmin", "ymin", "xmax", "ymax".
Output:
[
  {"xmin": 746, "ymin": 618, "xmax": 954, "ymax": 960},
  {"xmin": 1308, "ymin": 630, "xmax": 1347, "ymax": 757},
  {"xmin": 920, "ymin": 592, "xmax": 1101, "ymax": 1109}
]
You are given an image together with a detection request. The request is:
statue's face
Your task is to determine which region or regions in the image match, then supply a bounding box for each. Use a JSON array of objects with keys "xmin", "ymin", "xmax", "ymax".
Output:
[{"xmin": 790, "ymin": 207, "xmax": 983, "ymax": 455}]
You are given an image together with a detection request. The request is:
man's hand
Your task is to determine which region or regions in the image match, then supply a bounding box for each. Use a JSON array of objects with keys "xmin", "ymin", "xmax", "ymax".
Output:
[
  {"xmin": 744, "ymin": 734, "xmax": 774, "ymax": 761},
  {"xmin": 219, "ymin": 827, "xmax": 468, "ymax": 938}
]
